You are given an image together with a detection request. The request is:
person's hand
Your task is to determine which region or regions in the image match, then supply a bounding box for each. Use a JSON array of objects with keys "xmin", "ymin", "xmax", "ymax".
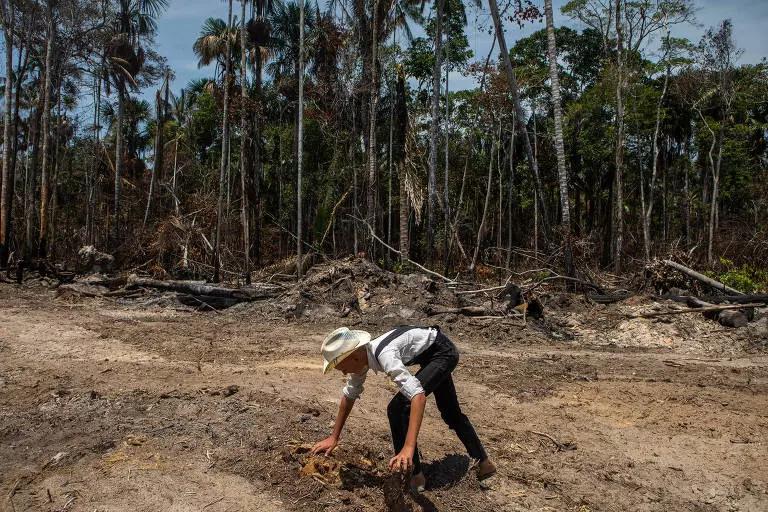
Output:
[
  {"xmin": 310, "ymin": 436, "xmax": 339, "ymax": 456},
  {"xmin": 389, "ymin": 446, "xmax": 414, "ymax": 472}
]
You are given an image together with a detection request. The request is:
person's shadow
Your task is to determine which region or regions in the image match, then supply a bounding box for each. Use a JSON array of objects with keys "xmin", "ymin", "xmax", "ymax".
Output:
[
  {"xmin": 421, "ymin": 454, "xmax": 472, "ymax": 489},
  {"xmin": 337, "ymin": 455, "xmax": 469, "ymax": 511}
]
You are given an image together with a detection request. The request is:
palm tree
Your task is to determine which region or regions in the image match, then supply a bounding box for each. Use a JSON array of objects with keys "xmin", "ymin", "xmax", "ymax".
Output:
[
  {"xmin": 106, "ymin": 0, "xmax": 169, "ymax": 249},
  {"xmin": 268, "ymin": 0, "xmax": 315, "ymax": 83},
  {"xmin": 193, "ymin": 17, "xmax": 240, "ymax": 79}
]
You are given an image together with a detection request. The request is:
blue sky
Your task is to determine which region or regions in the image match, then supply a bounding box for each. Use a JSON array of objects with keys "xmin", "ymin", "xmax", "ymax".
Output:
[{"xmin": 154, "ymin": 0, "xmax": 767, "ymax": 95}]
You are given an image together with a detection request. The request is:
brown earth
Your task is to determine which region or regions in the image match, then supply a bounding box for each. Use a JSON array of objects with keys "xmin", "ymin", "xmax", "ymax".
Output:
[{"xmin": 1, "ymin": 280, "xmax": 767, "ymax": 512}]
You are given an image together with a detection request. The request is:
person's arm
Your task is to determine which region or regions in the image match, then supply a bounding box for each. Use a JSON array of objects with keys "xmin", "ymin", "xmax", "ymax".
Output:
[
  {"xmin": 389, "ymin": 392, "xmax": 426, "ymax": 471},
  {"xmin": 311, "ymin": 394, "xmax": 355, "ymax": 455},
  {"xmin": 312, "ymin": 371, "xmax": 366, "ymax": 455}
]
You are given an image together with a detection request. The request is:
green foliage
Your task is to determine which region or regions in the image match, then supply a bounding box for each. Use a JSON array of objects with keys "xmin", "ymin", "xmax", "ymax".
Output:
[{"xmin": 707, "ymin": 258, "xmax": 768, "ymax": 293}]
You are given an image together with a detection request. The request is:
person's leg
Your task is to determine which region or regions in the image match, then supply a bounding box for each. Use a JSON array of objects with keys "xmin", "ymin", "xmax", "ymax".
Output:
[
  {"xmin": 432, "ymin": 374, "xmax": 488, "ymax": 463},
  {"xmin": 386, "ymin": 392, "xmax": 422, "ymax": 473}
]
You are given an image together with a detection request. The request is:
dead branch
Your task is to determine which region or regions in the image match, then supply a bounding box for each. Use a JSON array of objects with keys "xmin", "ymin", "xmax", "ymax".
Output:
[
  {"xmin": 349, "ymin": 215, "xmax": 458, "ymax": 285},
  {"xmin": 319, "ymin": 187, "xmax": 351, "ymax": 248},
  {"xmin": 530, "ymin": 431, "xmax": 576, "ymax": 452}
]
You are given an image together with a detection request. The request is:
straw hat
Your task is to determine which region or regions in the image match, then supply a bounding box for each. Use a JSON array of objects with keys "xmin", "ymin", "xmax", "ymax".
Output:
[{"xmin": 321, "ymin": 327, "xmax": 371, "ymax": 374}]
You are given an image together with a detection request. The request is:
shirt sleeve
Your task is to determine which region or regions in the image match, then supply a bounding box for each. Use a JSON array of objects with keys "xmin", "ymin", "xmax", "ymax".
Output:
[
  {"xmin": 378, "ymin": 345, "xmax": 425, "ymax": 400},
  {"xmin": 342, "ymin": 371, "xmax": 367, "ymax": 400}
]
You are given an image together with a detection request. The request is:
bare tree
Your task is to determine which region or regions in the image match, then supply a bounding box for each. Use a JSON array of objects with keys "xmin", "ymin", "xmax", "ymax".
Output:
[
  {"xmin": 427, "ymin": 0, "xmax": 444, "ymax": 262},
  {"xmin": 487, "ymin": 0, "xmax": 549, "ymax": 233},
  {"xmin": 642, "ymin": 20, "xmax": 672, "ymax": 260}
]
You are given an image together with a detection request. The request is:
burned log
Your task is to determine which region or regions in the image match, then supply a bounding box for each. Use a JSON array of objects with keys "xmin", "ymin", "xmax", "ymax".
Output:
[
  {"xmin": 126, "ymin": 274, "xmax": 281, "ymax": 301},
  {"xmin": 176, "ymin": 294, "xmax": 240, "ymax": 310},
  {"xmin": 717, "ymin": 310, "xmax": 749, "ymax": 328}
]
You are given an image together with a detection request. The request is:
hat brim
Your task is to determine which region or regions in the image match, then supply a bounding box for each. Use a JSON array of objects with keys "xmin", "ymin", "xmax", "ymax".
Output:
[{"xmin": 322, "ymin": 330, "xmax": 371, "ymax": 374}]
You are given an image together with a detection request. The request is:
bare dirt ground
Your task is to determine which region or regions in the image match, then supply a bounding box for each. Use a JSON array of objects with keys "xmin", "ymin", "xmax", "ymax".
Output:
[{"xmin": 1, "ymin": 281, "xmax": 767, "ymax": 512}]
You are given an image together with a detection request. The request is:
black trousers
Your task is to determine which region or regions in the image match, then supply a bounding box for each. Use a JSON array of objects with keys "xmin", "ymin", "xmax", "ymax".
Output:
[{"xmin": 386, "ymin": 331, "xmax": 487, "ymax": 475}]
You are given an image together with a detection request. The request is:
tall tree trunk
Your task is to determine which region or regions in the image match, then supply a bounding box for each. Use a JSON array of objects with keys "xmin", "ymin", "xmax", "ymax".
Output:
[
  {"xmin": 252, "ymin": 35, "xmax": 263, "ymax": 266},
  {"xmin": 443, "ymin": 47, "xmax": 451, "ymax": 272},
  {"xmin": 506, "ymin": 122, "xmax": 516, "ymax": 270},
  {"xmin": 387, "ymin": 96, "xmax": 394, "ymax": 250},
  {"xmin": 144, "ymin": 72, "xmax": 169, "ymax": 227},
  {"xmin": 366, "ymin": 0, "xmax": 379, "ymax": 246},
  {"xmin": 708, "ymin": 122, "xmax": 724, "ymax": 264},
  {"xmin": 0, "ymin": 0, "xmax": 13, "ymax": 265},
  {"xmin": 25, "ymin": 82, "xmax": 44, "ymax": 259},
  {"xmin": 395, "ymin": 68, "xmax": 409, "ymax": 261},
  {"xmin": 38, "ymin": 4, "xmax": 54, "ymax": 257},
  {"xmin": 427, "ymin": 0, "xmax": 444, "ymax": 263},
  {"xmin": 48, "ymin": 87, "xmax": 62, "ymax": 258},
  {"xmin": 443, "ymin": 17, "xmax": 452, "ymax": 274},
  {"xmin": 239, "ymin": 0, "xmax": 250, "ymax": 283},
  {"xmin": 544, "ymin": 0, "xmax": 570, "ymax": 227},
  {"xmin": 214, "ymin": 0, "xmax": 233, "ymax": 282},
  {"xmin": 488, "ymin": 0, "xmax": 549, "ymax": 233},
  {"xmin": 683, "ymin": 137, "xmax": 690, "ymax": 248},
  {"xmin": 87, "ymin": 75, "xmax": 101, "ymax": 245},
  {"xmin": 611, "ymin": 0, "xmax": 625, "ymax": 272},
  {"xmin": 296, "ymin": 0, "xmax": 305, "ymax": 277},
  {"xmin": 642, "ymin": 22, "xmax": 670, "ymax": 261},
  {"xmin": 544, "ymin": 0, "xmax": 574, "ymax": 279},
  {"xmin": 113, "ymin": 87, "xmax": 125, "ymax": 248}
]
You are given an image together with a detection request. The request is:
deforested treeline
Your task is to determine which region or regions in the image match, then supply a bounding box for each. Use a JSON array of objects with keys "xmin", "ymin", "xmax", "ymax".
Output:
[{"xmin": 0, "ymin": 0, "xmax": 766, "ymax": 283}]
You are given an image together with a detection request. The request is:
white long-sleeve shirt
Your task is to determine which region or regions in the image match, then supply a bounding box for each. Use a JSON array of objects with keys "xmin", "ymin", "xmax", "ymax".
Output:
[{"xmin": 342, "ymin": 327, "xmax": 438, "ymax": 401}]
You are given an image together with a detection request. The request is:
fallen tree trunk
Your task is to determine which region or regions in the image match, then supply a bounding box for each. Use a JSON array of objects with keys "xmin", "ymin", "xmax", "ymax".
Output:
[
  {"xmin": 663, "ymin": 260, "xmax": 744, "ymax": 295},
  {"xmin": 632, "ymin": 303, "xmax": 762, "ymax": 319},
  {"xmin": 126, "ymin": 274, "xmax": 280, "ymax": 301}
]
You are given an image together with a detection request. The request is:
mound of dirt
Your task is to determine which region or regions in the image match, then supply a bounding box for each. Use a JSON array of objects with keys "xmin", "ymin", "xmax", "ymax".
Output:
[{"xmin": 264, "ymin": 257, "xmax": 459, "ymax": 325}]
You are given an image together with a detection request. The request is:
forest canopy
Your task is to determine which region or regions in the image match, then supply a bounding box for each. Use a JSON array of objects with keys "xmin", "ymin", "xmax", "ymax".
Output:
[{"xmin": 0, "ymin": 0, "xmax": 766, "ymax": 283}]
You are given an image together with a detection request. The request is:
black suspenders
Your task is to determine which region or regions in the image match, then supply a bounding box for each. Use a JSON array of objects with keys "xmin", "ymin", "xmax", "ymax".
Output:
[
  {"xmin": 374, "ymin": 326, "xmax": 417, "ymax": 361},
  {"xmin": 373, "ymin": 325, "xmax": 441, "ymax": 362}
]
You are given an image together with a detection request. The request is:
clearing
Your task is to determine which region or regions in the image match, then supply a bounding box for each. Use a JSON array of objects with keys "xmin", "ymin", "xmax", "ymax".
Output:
[{"xmin": 1, "ymin": 281, "xmax": 767, "ymax": 511}]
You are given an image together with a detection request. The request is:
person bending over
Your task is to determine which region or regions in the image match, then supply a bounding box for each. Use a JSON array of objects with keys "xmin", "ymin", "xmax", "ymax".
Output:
[{"xmin": 311, "ymin": 326, "xmax": 496, "ymax": 491}]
